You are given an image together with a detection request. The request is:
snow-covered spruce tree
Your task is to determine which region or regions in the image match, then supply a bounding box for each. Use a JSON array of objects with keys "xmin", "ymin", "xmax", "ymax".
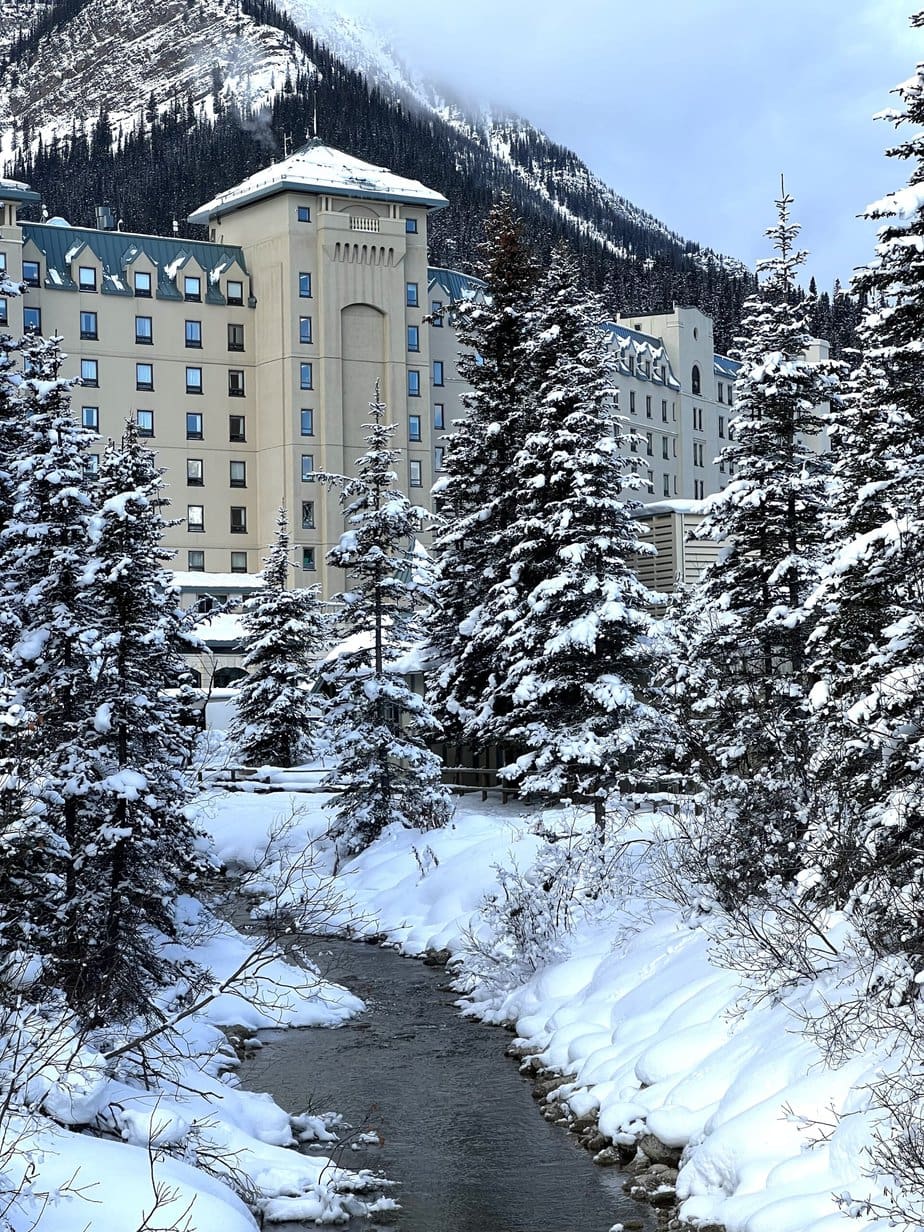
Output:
[
  {"xmin": 665, "ymin": 188, "xmax": 841, "ymax": 906},
  {"xmin": 475, "ymin": 245, "xmax": 658, "ymax": 831},
  {"xmin": 429, "ymin": 198, "xmax": 539, "ymax": 740},
  {"xmin": 806, "ymin": 25, "xmax": 924, "ymax": 963},
  {"xmin": 230, "ymin": 506, "xmax": 329, "ymax": 768},
  {"xmin": 320, "ymin": 392, "xmax": 452, "ymax": 856},
  {"xmin": 76, "ymin": 421, "xmax": 207, "ymax": 1023}
]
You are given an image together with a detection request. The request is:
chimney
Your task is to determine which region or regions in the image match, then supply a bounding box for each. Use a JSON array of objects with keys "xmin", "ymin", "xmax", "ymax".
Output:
[{"xmin": 95, "ymin": 204, "xmax": 115, "ymax": 231}]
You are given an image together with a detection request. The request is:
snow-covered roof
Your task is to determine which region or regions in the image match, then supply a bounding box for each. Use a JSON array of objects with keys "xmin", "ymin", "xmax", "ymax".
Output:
[
  {"xmin": 188, "ymin": 141, "xmax": 448, "ymax": 225},
  {"xmin": 0, "ymin": 177, "xmax": 40, "ymax": 205},
  {"xmin": 633, "ymin": 499, "xmax": 707, "ymax": 517},
  {"xmin": 714, "ymin": 353, "xmax": 741, "ymax": 380},
  {"xmin": 428, "ymin": 266, "xmax": 486, "ymax": 303},
  {"xmin": 173, "ymin": 571, "xmax": 264, "ymax": 590},
  {"xmin": 602, "ymin": 322, "xmax": 681, "ymax": 391},
  {"xmin": 192, "ymin": 612, "xmax": 245, "ymax": 644}
]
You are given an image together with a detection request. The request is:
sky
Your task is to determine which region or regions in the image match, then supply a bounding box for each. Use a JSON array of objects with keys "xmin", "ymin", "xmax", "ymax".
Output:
[{"xmin": 336, "ymin": 0, "xmax": 920, "ymax": 290}]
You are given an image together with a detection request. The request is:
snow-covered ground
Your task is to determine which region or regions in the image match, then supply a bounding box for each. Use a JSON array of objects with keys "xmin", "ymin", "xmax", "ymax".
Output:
[{"xmin": 198, "ymin": 786, "xmax": 902, "ymax": 1232}]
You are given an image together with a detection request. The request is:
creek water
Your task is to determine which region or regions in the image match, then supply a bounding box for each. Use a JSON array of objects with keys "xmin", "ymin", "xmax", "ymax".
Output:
[{"xmin": 242, "ymin": 935, "xmax": 655, "ymax": 1232}]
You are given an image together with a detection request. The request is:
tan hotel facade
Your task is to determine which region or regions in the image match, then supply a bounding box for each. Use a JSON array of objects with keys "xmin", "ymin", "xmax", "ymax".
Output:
[{"xmin": 0, "ymin": 143, "xmax": 749, "ymax": 679}]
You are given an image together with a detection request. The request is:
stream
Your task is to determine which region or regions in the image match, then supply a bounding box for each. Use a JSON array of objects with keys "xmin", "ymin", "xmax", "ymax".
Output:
[{"xmin": 242, "ymin": 935, "xmax": 656, "ymax": 1232}]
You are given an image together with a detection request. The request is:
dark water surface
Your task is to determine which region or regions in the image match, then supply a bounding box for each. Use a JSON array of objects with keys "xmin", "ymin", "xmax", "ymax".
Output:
[{"xmin": 242, "ymin": 936, "xmax": 654, "ymax": 1232}]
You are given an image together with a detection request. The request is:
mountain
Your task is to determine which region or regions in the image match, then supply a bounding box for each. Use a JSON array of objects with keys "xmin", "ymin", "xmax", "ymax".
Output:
[{"xmin": 0, "ymin": 0, "xmax": 861, "ymax": 353}]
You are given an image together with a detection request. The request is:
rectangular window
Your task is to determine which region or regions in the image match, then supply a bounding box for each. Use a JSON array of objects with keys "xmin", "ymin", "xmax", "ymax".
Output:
[
  {"xmin": 228, "ymin": 369, "xmax": 245, "ymax": 397},
  {"xmin": 185, "ymin": 319, "xmax": 202, "ymax": 348},
  {"xmin": 230, "ymin": 506, "xmax": 247, "ymax": 534},
  {"xmin": 78, "ymin": 265, "xmax": 97, "ymax": 291},
  {"xmin": 81, "ymin": 358, "xmax": 98, "ymax": 386},
  {"xmin": 226, "ymin": 279, "xmax": 244, "ymax": 305},
  {"xmin": 629, "ymin": 391, "xmax": 636, "ymax": 414},
  {"xmin": 299, "ymin": 362, "xmax": 313, "ymax": 391},
  {"xmin": 718, "ymin": 382, "xmax": 724, "ymax": 403},
  {"xmin": 81, "ymin": 406, "xmax": 99, "ymax": 430},
  {"xmin": 136, "ymin": 362, "xmax": 154, "ymax": 391},
  {"xmin": 409, "ymin": 414, "xmax": 422, "ymax": 442},
  {"xmin": 646, "ymin": 431, "xmax": 653, "ymax": 457},
  {"xmin": 184, "ymin": 274, "xmax": 201, "ymax": 301},
  {"xmin": 663, "ymin": 473, "xmax": 671, "ymax": 497},
  {"xmin": 134, "ymin": 270, "xmax": 152, "ymax": 297},
  {"xmin": 229, "ymin": 460, "xmax": 246, "ymax": 488},
  {"xmin": 227, "ymin": 322, "xmax": 244, "ymax": 352},
  {"xmin": 719, "ymin": 415, "xmax": 725, "ymax": 438},
  {"xmin": 301, "ymin": 454, "xmax": 314, "ymax": 481},
  {"xmin": 434, "ymin": 403, "xmax": 445, "ymax": 430},
  {"xmin": 136, "ymin": 409, "xmax": 154, "ymax": 437},
  {"xmin": 431, "ymin": 300, "xmax": 443, "ymax": 324},
  {"xmin": 85, "ymin": 454, "xmax": 100, "ymax": 476},
  {"xmin": 135, "ymin": 315, "xmax": 152, "ymax": 344},
  {"xmin": 409, "ymin": 459, "xmax": 422, "ymax": 487},
  {"xmin": 302, "ymin": 547, "xmax": 316, "ymax": 571},
  {"xmin": 22, "ymin": 260, "xmax": 39, "ymax": 287},
  {"xmin": 433, "ymin": 360, "xmax": 444, "ymax": 387},
  {"xmin": 297, "ymin": 205, "xmax": 311, "ymax": 223},
  {"xmin": 298, "ymin": 272, "xmax": 312, "ymax": 298},
  {"xmin": 186, "ymin": 413, "xmax": 203, "ymax": 440},
  {"xmin": 645, "ymin": 395, "xmax": 652, "ymax": 418},
  {"xmin": 187, "ymin": 458, "xmax": 204, "ymax": 486},
  {"xmin": 407, "ymin": 325, "xmax": 419, "ymax": 352},
  {"xmin": 187, "ymin": 504, "xmax": 204, "ymax": 531},
  {"xmin": 661, "ymin": 399, "xmax": 668, "ymax": 422},
  {"xmin": 298, "ymin": 316, "xmax": 312, "ymax": 345},
  {"xmin": 80, "ymin": 310, "xmax": 98, "ymax": 340},
  {"xmin": 230, "ymin": 551, "xmax": 248, "ymax": 573},
  {"xmin": 300, "ymin": 408, "xmax": 314, "ymax": 436},
  {"xmin": 229, "ymin": 414, "xmax": 246, "ymax": 442},
  {"xmin": 24, "ymin": 306, "xmax": 41, "ymax": 333},
  {"xmin": 188, "ymin": 549, "xmax": 205, "ymax": 571},
  {"xmin": 630, "ymin": 435, "xmax": 638, "ymax": 454},
  {"xmin": 0, "ymin": 300, "xmax": 6, "ymax": 327},
  {"xmin": 662, "ymin": 435, "xmax": 669, "ymax": 460},
  {"xmin": 434, "ymin": 446, "xmax": 444, "ymax": 471},
  {"xmin": 186, "ymin": 366, "xmax": 203, "ymax": 394},
  {"xmin": 694, "ymin": 479, "xmax": 705, "ymax": 500},
  {"xmin": 405, "ymin": 217, "xmax": 418, "ymax": 233},
  {"xmin": 406, "ymin": 281, "xmax": 418, "ymax": 307},
  {"xmin": 728, "ymin": 386, "xmax": 734, "ymax": 405},
  {"xmin": 0, "ymin": 253, "xmax": 6, "ymax": 273},
  {"xmin": 301, "ymin": 500, "xmax": 315, "ymax": 530},
  {"xmin": 408, "ymin": 370, "xmax": 421, "ymax": 397}
]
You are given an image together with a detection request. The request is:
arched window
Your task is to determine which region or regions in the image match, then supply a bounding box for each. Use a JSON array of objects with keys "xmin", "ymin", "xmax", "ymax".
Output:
[
  {"xmin": 214, "ymin": 666, "xmax": 247, "ymax": 688},
  {"xmin": 691, "ymin": 364, "xmax": 701, "ymax": 395}
]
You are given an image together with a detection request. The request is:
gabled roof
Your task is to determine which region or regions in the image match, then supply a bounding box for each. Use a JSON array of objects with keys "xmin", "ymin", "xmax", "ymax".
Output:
[
  {"xmin": 428, "ymin": 267, "xmax": 486, "ymax": 303},
  {"xmin": 21, "ymin": 223, "xmax": 248, "ymax": 302},
  {"xmin": 188, "ymin": 140, "xmax": 448, "ymax": 225},
  {"xmin": 713, "ymin": 354, "xmax": 741, "ymax": 380},
  {"xmin": 602, "ymin": 321, "xmax": 681, "ymax": 391}
]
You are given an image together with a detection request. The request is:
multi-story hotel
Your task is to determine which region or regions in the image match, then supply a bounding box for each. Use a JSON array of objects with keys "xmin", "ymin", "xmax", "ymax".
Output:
[{"xmin": 0, "ymin": 142, "xmax": 753, "ymax": 680}]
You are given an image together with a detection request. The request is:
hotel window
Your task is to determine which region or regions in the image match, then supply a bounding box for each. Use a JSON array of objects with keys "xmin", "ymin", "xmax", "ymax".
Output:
[
  {"xmin": 226, "ymin": 279, "xmax": 244, "ymax": 306},
  {"xmin": 22, "ymin": 260, "xmax": 40, "ymax": 287},
  {"xmin": 409, "ymin": 460, "xmax": 422, "ymax": 487},
  {"xmin": 302, "ymin": 547, "xmax": 316, "ymax": 571},
  {"xmin": 298, "ymin": 272, "xmax": 312, "ymax": 298},
  {"xmin": 185, "ymin": 319, "xmax": 202, "ymax": 348},
  {"xmin": 409, "ymin": 414, "xmax": 422, "ymax": 442},
  {"xmin": 719, "ymin": 415, "xmax": 725, "ymax": 438},
  {"xmin": 300, "ymin": 408, "xmax": 314, "ymax": 436},
  {"xmin": 186, "ymin": 458, "xmax": 204, "ymax": 486},
  {"xmin": 301, "ymin": 454, "xmax": 314, "ymax": 481},
  {"xmin": 646, "ymin": 431, "xmax": 653, "ymax": 456},
  {"xmin": 229, "ymin": 414, "xmax": 246, "ymax": 442},
  {"xmin": 407, "ymin": 325, "xmax": 419, "ymax": 352},
  {"xmin": 229, "ymin": 369, "xmax": 246, "ymax": 397},
  {"xmin": 299, "ymin": 363, "xmax": 313, "ymax": 390},
  {"xmin": 433, "ymin": 360, "xmax": 444, "ymax": 387},
  {"xmin": 0, "ymin": 253, "xmax": 5, "ymax": 273},
  {"xmin": 630, "ymin": 435, "xmax": 638, "ymax": 454},
  {"xmin": 81, "ymin": 358, "xmax": 99, "ymax": 387},
  {"xmin": 136, "ymin": 409, "xmax": 154, "ymax": 437},
  {"xmin": 299, "ymin": 316, "xmax": 312, "ymax": 344},
  {"xmin": 405, "ymin": 217, "xmax": 418, "ymax": 233},
  {"xmin": 297, "ymin": 205, "xmax": 311, "ymax": 223},
  {"xmin": 184, "ymin": 274, "xmax": 201, "ymax": 301},
  {"xmin": 645, "ymin": 395, "xmax": 652, "ymax": 418},
  {"xmin": 629, "ymin": 391, "xmax": 636, "ymax": 414},
  {"xmin": 0, "ymin": 300, "xmax": 6, "ymax": 326},
  {"xmin": 85, "ymin": 454, "xmax": 100, "ymax": 477},
  {"xmin": 24, "ymin": 306, "xmax": 41, "ymax": 333},
  {"xmin": 693, "ymin": 406, "xmax": 704, "ymax": 431},
  {"xmin": 434, "ymin": 403, "xmax": 445, "ymax": 430},
  {"xmin": 406, "ymin": 281, "xmax": 418, "ymax": 307},
  {"xmin": 408, "ymin": 370, "xmax": 421, "ymax": 397},
  {"xmin": 135, "ymin": 315, "xmax": 152, "ymax": 344},
  {"xmin": 662, "ymin": 436, "xmax": 669, "ymax": 460},
  {"xmin": 230, "ymin": 551, "xmax": 248, "ymax": 573},
  {"xmin": 81, "ymin": 406, "xmax": 99, "ymax": 430},
  {"xmin": 78, "ymin": 266, "xmax": 97, "ymax": 291},
  {"xmin": 661, "ymin": 399, "xmax": 668, "ymax": 422},
  {"xmin": 663, "ymin": 473, "xmax": 671, "ymax": 497},
  {"xmin": 136, "ymin": 363, "xmax": 154, "ymax": 391},
  {"xmin": 691, "ymin": 363, "xmax": 701, "ymax": 396},
  {"xmin": 188, "ymin": 550, "xmax": 205, "ymax": 572},
  {"xmin": 134, "ymin": 270, "xmax": 152, "ymax": 297},
  {"xmin": 80, "ymin": 310, "xmax": 98, "ymax": 340},
  {"xmin": 728, "ymin": 386, "xmax": 734, "ymax": 405},
  {"xmin": 186, "ymin": 412, "xmax": 203, "ymax": 440},
  {"xmin": 301, "ymin": 500, "xmax": 315, "ymax": 529},
  {"xmin": 229, "ymin": 460, "xmax": 247, "ymax": 488},
  {"xmin": 228, "ymin": 323, "xmax": 244, "ymax": 352},
  {"xmin": 694, "ymin": 479, "xmax": 705, "ymax": 500},
  {"xmin": 434, "ymin": 446, "xmax": 444, "ymax": 471},
  {"xmin": 431, "ymin": 300, "xmax": 443, "ymax": 324},
  {"xmin": 186, "ymin": 366, "xmax": 203, "ymax": 394},
  {"xmin": 187, "ymin": 505, "xmax": 205, "ymax": 532},
  {"xmin": 693, "ymin": 441, "xmax": 704, "ymax": 467},
  {"xmin": 718, "ymin": 381, "xmax": 724, "ymax": 403},
  {"xmin": 230, "ymin": 506, "xmax": 247, "ymax": 534}
]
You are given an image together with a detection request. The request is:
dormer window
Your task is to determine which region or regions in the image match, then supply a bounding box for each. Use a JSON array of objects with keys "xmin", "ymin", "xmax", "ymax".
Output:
[
  {"xmin": 184, "ymin": 275, "xmax": 202, "ymax": 302},
  {"xmin": 227, "ymin": 279, "xmax": 244, "ymax": 305},
  {"xmin": 134, "ymin": 270, "xmax": 152, "ymax": 297},
  {"xmin": 78, "ymin": 266, "xmax": 97, "ymax": 291},
  {"xmin": 22, "ymin": 261, "xmax": 40, "ymax": 287}
]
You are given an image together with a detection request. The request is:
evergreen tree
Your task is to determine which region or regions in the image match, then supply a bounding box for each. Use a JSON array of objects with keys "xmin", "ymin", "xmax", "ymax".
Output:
[
  {"xmin": 321, "ymin": 391, "xmax": 451, "ymax": 856},
  {"xmin": 230, "ymin": 506, "xmax": 328, "ymax": 768},
  {"xmin": 473, "ymin": 246, "xmax": 657, "ymax": 829},
  {"xmin": 665, "ymin": 188, "xmax": 840, "ymax": 904}
]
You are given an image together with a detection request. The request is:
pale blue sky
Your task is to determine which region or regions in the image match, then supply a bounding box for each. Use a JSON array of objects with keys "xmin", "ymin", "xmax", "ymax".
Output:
[{"xmin": 339, "ymin": 0, "xmax": 920, "ymax": 290}]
